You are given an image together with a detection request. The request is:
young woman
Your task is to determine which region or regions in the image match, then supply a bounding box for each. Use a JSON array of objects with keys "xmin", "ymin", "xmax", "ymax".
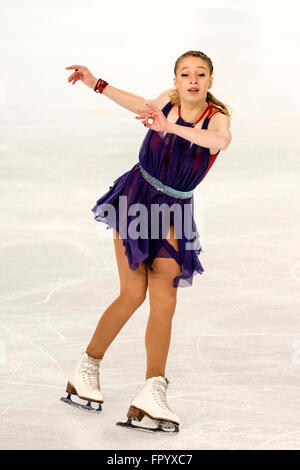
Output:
[{"xmin": 62, "ymin": 50, "xmax": 232, "ymax": 433}]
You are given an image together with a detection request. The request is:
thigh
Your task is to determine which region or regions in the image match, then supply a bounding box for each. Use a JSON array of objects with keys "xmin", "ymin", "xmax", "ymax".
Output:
[
  {"xmin": 113, "ymin": 229, "xmax": 148, "ymax": 298},
  {"xmin": 148, "ymin": 225, "xmax": 181, "ymax": 306}
]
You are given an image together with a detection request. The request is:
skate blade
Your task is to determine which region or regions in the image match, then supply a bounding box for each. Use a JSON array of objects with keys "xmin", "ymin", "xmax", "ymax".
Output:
[
  {"xmin": 60, "ymin": 394, "xmax": 102, "ymax": 413},
  {"xmin": 116, "ymin": 417, "xmax": 179, "ymax": 433}
]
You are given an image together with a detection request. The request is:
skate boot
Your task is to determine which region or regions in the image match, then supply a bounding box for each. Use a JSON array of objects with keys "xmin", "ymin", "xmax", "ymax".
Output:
[
  {"xmin": 60, "ymin": 352, "xmax": 104, "ymax": 412},
  {"xmin": 116, "ymin": 376, "xmax": 180, "ymax": 433}
]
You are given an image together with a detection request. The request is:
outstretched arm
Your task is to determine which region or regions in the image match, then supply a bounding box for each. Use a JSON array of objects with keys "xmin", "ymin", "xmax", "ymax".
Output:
[
  {"xmin": 101, "ymin": 86, "xmax": 173, "ymax": 114},
  {"xmin": 65, "ymin": 64, "xmax": 172, "ymax": 115},
  {"xmin": 101, "ymin": 84, "xmax": 148, "ymax": 114}
]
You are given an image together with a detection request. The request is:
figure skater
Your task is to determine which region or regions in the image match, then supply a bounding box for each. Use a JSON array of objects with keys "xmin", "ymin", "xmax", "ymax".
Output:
[{"xmin": 61, "ymin": 50, "xmax": 232, "ymax": 433}]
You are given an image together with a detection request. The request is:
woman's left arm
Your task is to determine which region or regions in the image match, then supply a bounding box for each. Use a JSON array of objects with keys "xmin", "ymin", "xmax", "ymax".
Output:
[
  {"xmin": 136, "ymin": 104, "xmax": 232, "ymax": 151},
  {"xmin": 167, "ymin": 112, "xmax": 232, "ymax": 151}
]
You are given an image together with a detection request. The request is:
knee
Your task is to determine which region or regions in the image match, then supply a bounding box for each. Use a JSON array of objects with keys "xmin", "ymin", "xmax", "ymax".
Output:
[
  {"xmin": 120, "ymin": 288, "xmax": 147, "ymax": 307},
  {"xmin": 149, "ymin": 293, "xmax": 177, "ymax": 315}
]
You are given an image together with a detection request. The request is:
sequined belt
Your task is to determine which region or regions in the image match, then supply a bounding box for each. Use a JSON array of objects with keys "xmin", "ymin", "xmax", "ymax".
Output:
[{"xmin": 138, "ymin": 164, "xmax": 194, "ymax": 199}]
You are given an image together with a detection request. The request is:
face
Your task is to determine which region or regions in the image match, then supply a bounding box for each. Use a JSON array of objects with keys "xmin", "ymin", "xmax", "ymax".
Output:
[{"xmin": 173, "ymin": 56, "xmax": 213, "ymax": 103}]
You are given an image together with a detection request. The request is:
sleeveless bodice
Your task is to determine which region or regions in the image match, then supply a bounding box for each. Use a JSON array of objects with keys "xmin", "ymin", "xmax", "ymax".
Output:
[{"xmin": 138, "ymin": 101, "xmax": 222, "ymax": 193}]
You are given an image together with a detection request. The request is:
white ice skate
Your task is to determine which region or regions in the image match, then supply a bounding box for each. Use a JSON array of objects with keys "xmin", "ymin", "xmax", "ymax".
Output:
[
  {"xmin": 116, "ymin": 376, "xmax": 180, "ymax": 433},
  {"xmin": 60, "ymin": 352, "xmax": 104, "ymax": 413}
]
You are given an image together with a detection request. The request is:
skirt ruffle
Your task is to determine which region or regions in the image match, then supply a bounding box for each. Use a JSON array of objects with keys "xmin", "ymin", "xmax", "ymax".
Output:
[{"xmin": 91, "ymin": 162, "xmax": 204, "ymax": 288}]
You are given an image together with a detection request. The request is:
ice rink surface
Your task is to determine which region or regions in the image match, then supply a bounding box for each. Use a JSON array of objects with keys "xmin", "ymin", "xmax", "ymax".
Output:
[{"xmin": 0, "ymin": 103, "xmax": 299, "ymax": 450}]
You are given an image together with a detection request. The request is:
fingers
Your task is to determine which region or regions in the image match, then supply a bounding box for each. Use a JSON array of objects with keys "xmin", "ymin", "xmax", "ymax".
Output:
[
  {"xmin": 67, "ymin": 70, "xmax": 81, "ymax": 85},
  {"xmin": 136, "ymin": 109, "xmax": 156, "ymax": 119},
  {"xmin": 135, "ymin": 114, "xmax": 153, "ymax": 125},
  {"xmin": 65, "ymin": 65, "xmax": 81, "ymax": 69},
  {"xmin": 135, "ymin": 103, "xmax": 158, "ymax": 126},
  {"xmin": 135, "ymin": 113, "xmax": 149, "ymax": 124},
  {"xmin": 136, "ymin": 113, "xmax": 153, "ymax": 121},
  {"xmin": 68, "ymin": 72, "xmax": 79, "ymax": 80}
]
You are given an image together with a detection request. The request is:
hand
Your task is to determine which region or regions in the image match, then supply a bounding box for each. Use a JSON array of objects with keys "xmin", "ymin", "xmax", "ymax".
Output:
[
  {"xmin": 65, "ymin": 65, "xmax": 98, "ymax": 89},
  {"xmin": 135, "ymin": 104, "xmax": 170, "ymax": 133}
]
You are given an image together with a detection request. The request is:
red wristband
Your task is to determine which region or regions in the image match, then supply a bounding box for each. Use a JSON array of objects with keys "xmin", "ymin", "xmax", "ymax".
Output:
[{"xmin": 94, "ymin": 78, "xmax": 109, "ymax": 94}]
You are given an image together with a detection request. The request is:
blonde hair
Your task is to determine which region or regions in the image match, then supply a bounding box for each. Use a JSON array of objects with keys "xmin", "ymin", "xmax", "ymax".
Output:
[{"xmin": 168, "ymin": 50, "xmax": 232, "ymax": 118}]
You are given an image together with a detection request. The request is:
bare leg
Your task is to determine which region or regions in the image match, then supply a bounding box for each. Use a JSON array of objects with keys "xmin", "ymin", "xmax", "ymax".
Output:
[
  {"xmin": 145, "ymin": 225, "xmax": 181, "ymax": 379},
  {"xmin": 86, "ymin": 229, "xmax": 148, "ymax": 359}
]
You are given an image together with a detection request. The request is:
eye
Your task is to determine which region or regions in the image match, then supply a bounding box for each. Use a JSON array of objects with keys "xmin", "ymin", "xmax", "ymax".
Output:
[{"xmin": 181, "ymin": 73, "xmax": 205, "ymax": 77}]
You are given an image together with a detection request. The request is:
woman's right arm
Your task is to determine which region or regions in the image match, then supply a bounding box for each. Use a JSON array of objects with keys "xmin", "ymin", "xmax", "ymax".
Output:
[
  {"xmin": 102, "ymin": 86, "xmax": 173, "ymax": 114},
  {"xmin": 65, "ymin": 65, "xmax": 172, "ymax": 114}
]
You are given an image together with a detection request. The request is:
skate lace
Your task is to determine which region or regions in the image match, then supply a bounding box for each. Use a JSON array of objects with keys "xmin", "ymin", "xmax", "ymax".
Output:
[
  {"xmin": 152, "ymin": 380, "xmax": 170, "ymax": 411},
  {"xmin": 79, "ymin": 358, "xmax": 101, "ymax": 390}
]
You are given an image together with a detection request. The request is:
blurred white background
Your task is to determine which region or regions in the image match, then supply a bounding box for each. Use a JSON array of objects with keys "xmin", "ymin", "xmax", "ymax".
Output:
[
  {"xmin": 0, "ymin": 0, "xmax": 298, "ymax": 116},
  {"xmin": 1, "ymin": 0, "xmax": 300, "ymax": 451}
]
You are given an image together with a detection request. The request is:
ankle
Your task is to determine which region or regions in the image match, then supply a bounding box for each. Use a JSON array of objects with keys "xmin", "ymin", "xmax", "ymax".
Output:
[
  {"xmin": 85, "ymin": 349, "xmax": 104, "ymax": 360},
  {"xmin": 146, "ymin": 372, "xmax": 165, "ymax": 380}
]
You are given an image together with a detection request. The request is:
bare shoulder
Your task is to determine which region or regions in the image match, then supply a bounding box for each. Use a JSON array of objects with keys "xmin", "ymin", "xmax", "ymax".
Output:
[
  {"xmin": 144, "ymin": 88, "xmax": 173, "ymax": 110},
  {"xmin": 208, "ymin": 109, "xmax": 232, "ymax": 150},
  {"xmin": 208, "ymin": 109, "xmax": 231, "ymax": 130}
]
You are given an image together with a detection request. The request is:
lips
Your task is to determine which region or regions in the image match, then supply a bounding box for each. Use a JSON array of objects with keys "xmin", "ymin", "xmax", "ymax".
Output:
[{"xmin": 188, "ymin": 88, "xmax": 199, "ymax": 91}]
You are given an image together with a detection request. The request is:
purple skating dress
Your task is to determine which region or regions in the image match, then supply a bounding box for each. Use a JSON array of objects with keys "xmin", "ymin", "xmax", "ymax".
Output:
[{"xmin": 91, "ymin": 100, "xmax": 223, "ymax": 288}]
